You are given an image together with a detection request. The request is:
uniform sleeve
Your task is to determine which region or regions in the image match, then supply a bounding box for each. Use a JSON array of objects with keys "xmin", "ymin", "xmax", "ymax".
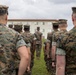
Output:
[
  {"xmin": 26, "ymin": 43, "xmax": 31, "ymax": 47},
  {"xmin": 58, "ymin": 32, "xmax": 68, "ymax": 50},
  {"xmin": 56, "ymin": 36, "xmax": 66, "ymax": 55},
  {"xmin": 61, "ymin": 31, "xmax": 76, "ymax": 50},
  {"xmin": 56, "ymin": 48, "xmax": 66, "ymax": 55},
  {"xmin": 34, "ymin": 33, "xmax": 37, "ymax": 40},
  {"xmin": 52, "ymin": 33, "xmax": 56, "ymax": 46},
  {"xmin": 45, "ymin": 39, "xmax": 50, "ymax": 43},
  {"xmin": 33, "ymin": 34, "xmax": 37, "ymax": 40},
  {"xmin": 16, "ymin": 33, "xmax": 27, "ymax": 49}
]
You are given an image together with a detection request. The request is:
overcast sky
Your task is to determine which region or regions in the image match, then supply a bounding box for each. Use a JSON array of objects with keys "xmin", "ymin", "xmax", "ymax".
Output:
[{"xmin": 0, "ymin": 0, "xmax": 76, "ymax": 30}]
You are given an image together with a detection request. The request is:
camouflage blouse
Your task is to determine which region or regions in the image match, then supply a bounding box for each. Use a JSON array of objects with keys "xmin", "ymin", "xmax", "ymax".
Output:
[
  {"xmin": 0, "ymin": 25, "xmax": 27, "ymax": 75},
  {"xmin": 59, "ymin": 27, "xmax": 76, "ymax": 74},
  {"xmin": 52, "ymin": 30, "xmax": 67, "ymax": 55},
  {"xmin": 60, "ymin": 27, "xmax": 76, "ymax": 51},
  {"xmin": 21, "ymin": 32, "xmax": 35, "ymax": 44},
  {"xmin": 52, "ymin": 30, "xmax": 67, "ymax": 46}
]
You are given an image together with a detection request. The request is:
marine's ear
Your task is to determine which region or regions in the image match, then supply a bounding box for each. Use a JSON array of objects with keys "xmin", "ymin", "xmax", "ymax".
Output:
[
  {"xmin": 72, "ymin": 15, "xmax": 74, "ymax": 22},
  {"xmin": 5, "ymin": 15, "xmax": 8, "ymax": 21}
]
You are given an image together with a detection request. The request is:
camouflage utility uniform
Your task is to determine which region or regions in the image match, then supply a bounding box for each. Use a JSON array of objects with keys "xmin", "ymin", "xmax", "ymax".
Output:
[
  {"xmin": 44, "ymin": 22, "xmax": 59, "ymax": 75},
  {"xmin": 8, "ymin": 24, "xmax": 13, "ymax": 29},
  {"xmin": 0, "ymin": 25, "xmax": 27, "ymax": 75},
  {"xmin": 44, "ymin": 30, "xmax": 58, "ymax": 73},
  {"xmin": 52, "ymin": 19, "xmax": 67, "ymax": 75},
  {"xmin": 22, "ymin": 32, "xmax": 35, "ymax": 68},
  {"xmin": 57, "ymin": 7, "xmax": 76, "ymax": 75},
  {"xmin": 59, "ymin": 27, "xmax": 76, "ymax": 75},
  {"xmin": 53, "ymin": 30, "xmax": 67, "ymax": 55},
  {"xmin": 34, "ymin": 30, "xmax": 42, "ymax": 58},
  {"xmin": 44, "ymin": 32, "xmax": 52, "ymax": 71},
  {"xmin": 21, "ymin": 25, "xmax": 35, "ymax": 75},
  {"xmin": 14, "ymin": 24, "xmax": 22, "ymax": 33}
]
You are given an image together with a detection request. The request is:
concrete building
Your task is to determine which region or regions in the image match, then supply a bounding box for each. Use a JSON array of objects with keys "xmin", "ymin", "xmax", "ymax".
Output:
[{"xmin": 7, "ymin": 19, "xmax": 57, "ymax": 38}]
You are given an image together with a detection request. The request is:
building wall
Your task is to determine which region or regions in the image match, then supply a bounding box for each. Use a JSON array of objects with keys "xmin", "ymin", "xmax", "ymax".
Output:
[{"xmin": 7, "ymin": 19, "xmax": 57, "ymax": 38}]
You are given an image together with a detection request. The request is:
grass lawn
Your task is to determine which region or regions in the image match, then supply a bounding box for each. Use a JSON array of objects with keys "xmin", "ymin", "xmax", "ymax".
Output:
[{"xmin": 32, "ymin": 49, "xmax": 51, "ymax": 75}]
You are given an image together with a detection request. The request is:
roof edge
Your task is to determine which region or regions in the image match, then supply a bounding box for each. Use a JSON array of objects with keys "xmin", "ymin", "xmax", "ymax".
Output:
[{"xmin": 8, "ymin": 19, "xmax": 58, "ymax": 22}]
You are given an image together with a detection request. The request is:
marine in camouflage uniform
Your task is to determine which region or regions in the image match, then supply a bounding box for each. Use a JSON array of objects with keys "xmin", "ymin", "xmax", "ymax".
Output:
[
  {"xmin": 14, "ymin": 24, "xmax": 22, "ymax": 33},
  {"xmin": 43, "ymin": 22, "xmax": 59, "ymax": 74},
  {"xmin": 58, "ymin": 7, "xmax": 76, "ymax": 75},
  {"xmin": 13, "ymin": 24, "xmax": 23, "ymax": 75},
  {"xmin": 21, "ymin": 25, "xmax": 35, "ymax": 75},
  {"xmin": 0, "ymin": 5, "xmax": 29, "ymax": 75},
  {"xmin": 8, "ymin": 24, "xmax": 13, "ymax": 29},
  {"xmin": 34, "ymin": 27, "xmax": 42, "ymax": 59},
  {"xmin": 52, "ymin": 19, "xmax": 68, "ymax": 75},
  {"xmin": 43, "ymin": 34, "xmax": 51, "ymax": 72}
]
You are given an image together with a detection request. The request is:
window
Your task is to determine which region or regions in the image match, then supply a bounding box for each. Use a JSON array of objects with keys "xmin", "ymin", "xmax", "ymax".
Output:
[
  {"xmin": 43, "ymin": 22, "xmax": 45, "ymax": 25},
  {"xmin": 43, "ymin": 29, "xmax": 45, "ymax": 32},
  {"xmin": 36, "ymin": 22, "xmax": 38, "ymax": 25}
]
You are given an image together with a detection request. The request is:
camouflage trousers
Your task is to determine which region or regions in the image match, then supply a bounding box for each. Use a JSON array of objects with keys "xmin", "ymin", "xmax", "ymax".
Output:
[
  {"xmin": 30, "ymin": 47, "xmax": 35, "ymax": 69},
  {"xmin": 43, "ymin": 48, "xmax": 55, "ymax": 75},
  {"xmin": 30, "ymin": 58, "xmax": 34, "ymax": 70},
  {"xmin": 44, "ymin": 55, "xmax": 55, "ymax": 75},
  {"xmin": 36, "ymin": 44, "xmax": 42, "ymax": 58},
  {"xmin": 24, "ymin": 70, "xmax": 31, "ymax": 75},
  {"xmin": 1, "ymin": 70, "xmax": 16, "ymax": 75},
  {"xmin": 36, "ymin": 44, "xmax": 41, "ymax": 57},
  {"xmin": 65, "ymin": 68, "xmax": 76, "ymax": 75},
  {"xmin": 44, "ymin": 55, "xmax": 50, "ymax": 71}
]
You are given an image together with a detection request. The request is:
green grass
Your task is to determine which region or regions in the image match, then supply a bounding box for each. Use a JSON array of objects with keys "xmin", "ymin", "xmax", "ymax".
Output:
[{"xmin": 32, "ymin": 49, "xmax": 50, "ymax": 75}]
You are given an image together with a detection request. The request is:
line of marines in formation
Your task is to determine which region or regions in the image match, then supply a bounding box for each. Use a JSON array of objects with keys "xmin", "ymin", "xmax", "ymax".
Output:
[
  {"xmin": 0, "ymin": 5, "xmax": 42, "ymax": 75},
  {"xmin": 44, "ymin": 7, "xmax": 76, "ymax": 75},
  {"xmin": 8, "ymin": 24, "xmax": 42, "ymax": 75},
  {"xmin": 0, "ymin": 4, "xmax": 76, "ymax": 75}
]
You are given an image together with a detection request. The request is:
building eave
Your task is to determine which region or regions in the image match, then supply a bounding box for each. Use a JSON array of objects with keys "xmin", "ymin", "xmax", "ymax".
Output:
[{"xmin": 8, "ymin": 19, "xmax": 58, "ymax": 22}]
